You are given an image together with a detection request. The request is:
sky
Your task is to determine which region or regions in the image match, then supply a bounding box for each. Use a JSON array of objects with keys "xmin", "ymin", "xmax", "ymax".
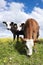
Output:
[{"xmin": 0, "ymin": 0, "xmax": 43, "ymax": 38}]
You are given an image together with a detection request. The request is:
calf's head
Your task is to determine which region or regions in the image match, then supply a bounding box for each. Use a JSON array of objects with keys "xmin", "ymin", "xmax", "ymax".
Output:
[
  {"xmin": 3, "ymin": 21, "xmax": 12, "ymax": 29},
  {"xmin": 3, "ymin": 21, "xmax": 17, "ymax": 30}
]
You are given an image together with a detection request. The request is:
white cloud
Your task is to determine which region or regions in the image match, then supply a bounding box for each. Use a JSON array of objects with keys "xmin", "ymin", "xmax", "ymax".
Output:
[
  {"xmin": 0, "ymin": 1, "xmax": 28, "ymax": 23},
  {"xmin": 29, "ymin": 7, "xmax": 43, "ymax": 24},
  {"xmin": 0, "ymin": 0, "xmax": 43, "ymax": 38},
  {"xmin": 0, "ymin": 0, "xmax": 7, "ymax": 10},
  {"xmin": 9, "ymin": 2, "xmax": 24, "ymax": 11}
]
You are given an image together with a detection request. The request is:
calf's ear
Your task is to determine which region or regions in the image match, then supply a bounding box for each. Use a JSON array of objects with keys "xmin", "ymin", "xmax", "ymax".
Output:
[
  {"xmin": 10, "ymin": 22, "xmax": 14, "ymax": 26},
  {"xmin": 3, "ymin": 21, "xmax": 7, "ymax": 26},
  {"xmin": 20, "ymin": 23, "xmax": 24, "ymax": 27}
]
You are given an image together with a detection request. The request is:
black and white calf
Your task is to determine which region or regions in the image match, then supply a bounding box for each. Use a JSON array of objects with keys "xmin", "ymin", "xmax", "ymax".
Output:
[
  {"xmin": 3, "ymin": 21, "xmax": 18, "ymax": 40},
  {"xmin": 3, "ymin": 22, "xmax": 24, "ymax": 40}
]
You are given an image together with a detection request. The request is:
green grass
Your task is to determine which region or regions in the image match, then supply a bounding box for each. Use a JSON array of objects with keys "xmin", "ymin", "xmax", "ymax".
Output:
[{"xmin": 0, "ymin": 38, "xmax": 43, "ymax": 65}]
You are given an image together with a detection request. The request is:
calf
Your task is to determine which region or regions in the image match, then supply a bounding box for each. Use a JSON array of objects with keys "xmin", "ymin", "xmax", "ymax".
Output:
[
  {"xmin": 3, "ymin": 21, "xmax": 17, "ymax": 40},
  {"xmin": 24, "ymin": 18, "xmax": 39, "ymax": 40},
  {"xmin": 20, "ymin": 18, "xmax": 40, "ymax": 56}
]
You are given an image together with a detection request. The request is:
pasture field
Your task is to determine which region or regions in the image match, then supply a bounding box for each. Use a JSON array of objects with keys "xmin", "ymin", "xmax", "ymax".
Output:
[{"xmin": 0, "ymin": 38, "xmax": 43, "ymax": 65}]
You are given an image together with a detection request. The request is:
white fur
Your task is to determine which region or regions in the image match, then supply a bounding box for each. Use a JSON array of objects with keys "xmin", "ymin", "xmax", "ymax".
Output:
[
  {"xmin": 7, "ymin": 22, "xmax": 11, "ymax": 29},
  {"xmin": 17, "ymin": 24, "xmax": 22, "ymax": 31},
  {"xmin": 25, "ymin": 39, "xmax": 34, "ymax": 56}
]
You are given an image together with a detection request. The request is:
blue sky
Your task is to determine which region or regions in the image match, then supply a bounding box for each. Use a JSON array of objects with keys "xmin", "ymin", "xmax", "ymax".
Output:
[
  {"xmin": 5, "ymin": 0, "xmax": 43, "ymax": 13},
  {"xmin": 0, "ymin": 0, "xmax": 43, "ymax": 38}
]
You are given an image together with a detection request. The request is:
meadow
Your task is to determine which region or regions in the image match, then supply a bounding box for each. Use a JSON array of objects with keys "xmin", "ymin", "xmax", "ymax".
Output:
[{"xmin": 0, "ymin": 38, "xmax": 43, "ymax": 65}]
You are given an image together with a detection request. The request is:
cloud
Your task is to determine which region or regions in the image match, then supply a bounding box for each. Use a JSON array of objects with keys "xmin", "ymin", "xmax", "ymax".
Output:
[
  {"xmin": 0, "ymin": 0, "xmax": 7, "ymax": 10},
  {"xmin": 9, "ymin": 2, "xmax": 24, "ymax": 11},
  {"xmin": 0, "ymin": 0, "xmax": 43, "ymax": 38},
  {"xmin": 0, "ymin": 1, "xmax": 29, "ymax": 23}
]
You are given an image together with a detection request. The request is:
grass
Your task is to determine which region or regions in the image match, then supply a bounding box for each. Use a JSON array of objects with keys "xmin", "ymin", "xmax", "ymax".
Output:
[{"xmin": 0, "ymin": 38, "xmax": 43, "ymax": 65}]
